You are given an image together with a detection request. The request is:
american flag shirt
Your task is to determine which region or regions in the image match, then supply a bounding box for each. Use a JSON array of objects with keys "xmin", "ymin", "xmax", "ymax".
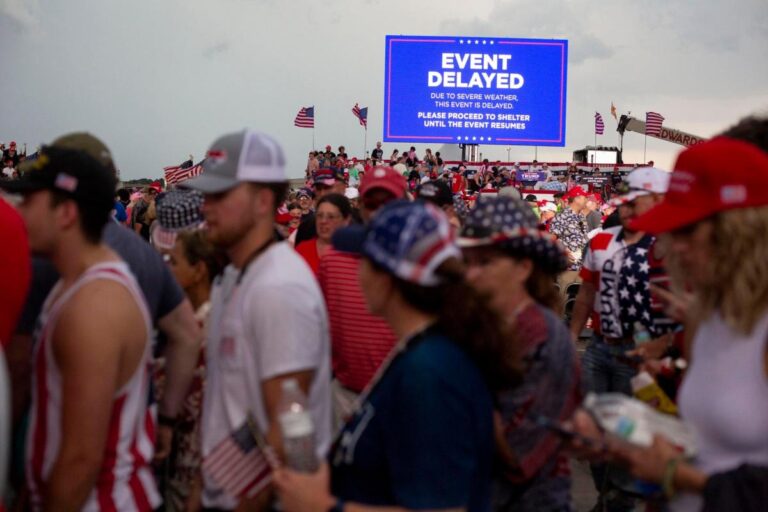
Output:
[{"xmin": 618, "ymin": 236, "xmax": 681, "ymax": 337}]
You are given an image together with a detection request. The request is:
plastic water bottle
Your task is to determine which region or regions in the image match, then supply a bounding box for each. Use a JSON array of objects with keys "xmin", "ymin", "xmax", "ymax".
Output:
[
  {"xmin": 278, "ymin": 379, "xmax": 319, "ymax": 472},
  {"xmin": 633, "ymin": 321, "xmax": 652, "ymax": 345}
]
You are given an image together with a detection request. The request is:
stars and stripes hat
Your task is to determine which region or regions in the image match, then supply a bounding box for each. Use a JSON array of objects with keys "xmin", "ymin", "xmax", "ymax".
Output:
[
  {"xmin": 631, "ymin": 137, "xmax": 768, "ymax": 233},
  {"xmin": 609, "ymin": 167, "xmax": 670, "ymax": 206},
  {"xmin": 183, "ymin": 129, "xmax": 286, "ymax": 194},
  {"xmin": 151, "ymin": 189, "xmax": 205, "ymax": 250},
  {"xmin": 458, "ymin": 196, "xmax": 567, "ymax": 272},
  {"xmin": 362, "ymin": 200, "xmax": 460, "ymax": 286},
  {"xmin": 296, "ymin": 187, "xmax": 314, "ymax": 200}
]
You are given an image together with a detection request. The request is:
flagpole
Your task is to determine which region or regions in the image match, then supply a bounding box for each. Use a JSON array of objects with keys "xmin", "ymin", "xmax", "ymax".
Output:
[
  {"xmin": 643, "ymin": 134, "xmax": 647, "ymax": 163},
  {"xmin": 363, "ymin": 126, "xmax": 368, "ymax": 160}
]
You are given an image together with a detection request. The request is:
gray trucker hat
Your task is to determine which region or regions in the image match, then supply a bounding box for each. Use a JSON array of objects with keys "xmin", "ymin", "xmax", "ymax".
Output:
[{"xmin": 183, "ymin": 129, "xmax": 286, "ymax": 193}]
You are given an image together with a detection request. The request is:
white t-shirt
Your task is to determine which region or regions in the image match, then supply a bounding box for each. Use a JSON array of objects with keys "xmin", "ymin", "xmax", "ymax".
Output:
[
  {"xmin": 393, "ymin": 163, "xmax": 408, "ymax": 176},
  {"xmin": 201, "ymin": 242, "xmax": 332, "ymax": 508}
]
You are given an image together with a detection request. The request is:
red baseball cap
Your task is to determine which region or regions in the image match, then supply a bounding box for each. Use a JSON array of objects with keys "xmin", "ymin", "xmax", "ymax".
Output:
[
  {"xmin": 631, "ymin": 137, "xmax": 768, "ymax": 233},
  {"xmin": 563, "ymin": 185, "xmax": 588, "ymax": 200},
  {"xmin": 359, "ymin": 166, "xmax": 407, "ymax": 198}
]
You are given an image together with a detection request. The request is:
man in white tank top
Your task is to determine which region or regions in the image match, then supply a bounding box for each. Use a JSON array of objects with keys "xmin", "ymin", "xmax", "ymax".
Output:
[{"xmin": 1, "ymin": 145, "xmax": 160, "ymax": 511}]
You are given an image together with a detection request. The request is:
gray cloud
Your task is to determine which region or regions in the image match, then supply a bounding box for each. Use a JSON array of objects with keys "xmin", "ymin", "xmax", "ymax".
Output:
[
  {"xmin": 203, "ymin": 42, "xmax": 230, "ymax": 59},
  {"xmin": 0, "ymin": 0, "xmax": 766, "ymax": 179}
]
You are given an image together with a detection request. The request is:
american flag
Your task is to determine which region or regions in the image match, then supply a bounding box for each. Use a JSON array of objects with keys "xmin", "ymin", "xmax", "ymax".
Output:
[
  {"xmin": 645, "ymin": 112, "xmax": 665, "ymax": 137},
  {"xmin": 594, "ymin": 112, "xmax": 605, "ymax": 135},
  {"xmin": 352, "ymin": 103, "xmax": 368, "ymax": 128},
  {"xmin": 294, "ymin": 106, "xmax": 315, "ymax": 128},
  {"xmin": 202, "ymin": 416, "xmax": 277, "ymax": 500},
  {"xmin": 164, "ymin": 161, "xmax": 204, "ymax": 185}
]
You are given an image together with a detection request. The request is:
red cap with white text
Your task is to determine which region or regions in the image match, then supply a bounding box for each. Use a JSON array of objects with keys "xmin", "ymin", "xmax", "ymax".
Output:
[{"xmin": 630, "ymin": 137, "xmax": 768, "ymax": 233}]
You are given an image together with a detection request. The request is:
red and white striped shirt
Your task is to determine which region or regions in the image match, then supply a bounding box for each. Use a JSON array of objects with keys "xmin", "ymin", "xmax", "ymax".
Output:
[
  {"xmin": 318, "ymin": 249, "xmax": 397, "ymax": 393},
  {"xmin": 26, "ymin": 262, "xmax": 160, "ymax": 511}
]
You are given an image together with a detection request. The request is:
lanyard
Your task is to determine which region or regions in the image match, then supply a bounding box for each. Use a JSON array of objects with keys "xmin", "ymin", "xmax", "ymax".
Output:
[{"xmin": 332, "ymin": 322, "xmax": 434, "ymax": 441}]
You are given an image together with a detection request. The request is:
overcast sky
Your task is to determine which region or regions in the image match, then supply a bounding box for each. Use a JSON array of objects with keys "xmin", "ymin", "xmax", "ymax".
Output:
[{"xmin": 2, "ymin": 0, "xmax": 767, "ymax": 180}]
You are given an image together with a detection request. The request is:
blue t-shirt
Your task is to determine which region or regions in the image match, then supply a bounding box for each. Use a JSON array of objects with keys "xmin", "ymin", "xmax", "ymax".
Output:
[
  {"xmin": 113, "ymin": 200, "xmax": 127, "ymax": 222},
  {"xmin": 330, "ymin": 328, "xmax": 494, "ymax": 512}
]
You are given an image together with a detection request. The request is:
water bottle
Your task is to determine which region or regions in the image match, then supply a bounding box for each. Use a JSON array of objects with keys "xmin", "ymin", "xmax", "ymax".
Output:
[
  {"xmin": 633, "ymin": 321, "xmax": 652, "ymax": 345},
  {"xmin": 277, "ymin": 379, "xmax": 319, "ymax": 472}
]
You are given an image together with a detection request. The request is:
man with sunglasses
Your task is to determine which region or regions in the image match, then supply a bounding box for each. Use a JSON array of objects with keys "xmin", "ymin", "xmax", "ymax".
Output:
[{"xmin": 568, "ymin": 166, "xmax": 670, "ymax": 512}]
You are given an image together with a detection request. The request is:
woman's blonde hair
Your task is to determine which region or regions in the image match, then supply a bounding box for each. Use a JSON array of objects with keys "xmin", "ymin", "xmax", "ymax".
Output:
[{"xmin": 696, "ymin": 206, "xmax": 768, "ymax": 334}]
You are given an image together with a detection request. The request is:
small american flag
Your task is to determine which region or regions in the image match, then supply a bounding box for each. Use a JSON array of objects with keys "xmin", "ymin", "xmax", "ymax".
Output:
[
  {"xmin": 594, "ymin": 112, "xmax": 605, "ymax": 135},
  {"xmin": 352, "ymin": 103, "xmax": 368, "ymax": 128},
  {"xmin": 645, "ymin": 112, "xmax": 665, "ymax": 137},
  {"xmin": 202, "ymin": 415, "xmax": 277, "ymax": 499},
  {"xmin": 164, "ymin": 161, "xmax": 204, "ymax": 185},
  {"xmin": 294, "ymin": 106, "xmax": 315, "ymax": 128}
]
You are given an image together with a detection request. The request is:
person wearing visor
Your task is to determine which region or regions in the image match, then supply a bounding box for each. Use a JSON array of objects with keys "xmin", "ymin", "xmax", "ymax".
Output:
[
  {"xmin": 458, "ymin": 196, "xmax": 581, "ymax": 511},
  {"xmin": 276, "ymin": 200, "xmax": 518, "ymax": 512}
]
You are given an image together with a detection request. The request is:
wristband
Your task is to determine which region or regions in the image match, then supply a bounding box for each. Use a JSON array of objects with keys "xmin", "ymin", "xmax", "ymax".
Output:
[
  {"xmin": 663, "ymin": 457, "xmax": 681, "ymax": 499},
  {"xmin": 157, "ymin": 413, "xmax": 177, "ymax": 428}
]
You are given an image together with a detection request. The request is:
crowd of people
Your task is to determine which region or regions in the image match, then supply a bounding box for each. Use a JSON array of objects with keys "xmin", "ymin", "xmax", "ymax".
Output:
[
  {"xmin": 0, "ymin": 115, "xmax": 766, "ymax": 512},
  {"xmin": 304, "ymin": 143, "xmax": 630, "ymax": 201},
  {"xmin": 1, "ymin": 141, "xmax": 30, "ymax": 180}
]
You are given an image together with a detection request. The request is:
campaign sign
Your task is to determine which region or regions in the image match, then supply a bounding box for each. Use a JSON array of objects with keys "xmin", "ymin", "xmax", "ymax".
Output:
[
  {"xmin": 383, "ymin": 35, "xmax": 568, "ymax": 146},
  {"xmin": 516, "ymin": 171, "xmax": 547, "ymax": 182}
]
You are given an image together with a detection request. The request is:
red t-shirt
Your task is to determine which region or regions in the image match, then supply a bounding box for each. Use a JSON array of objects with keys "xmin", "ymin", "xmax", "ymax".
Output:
[
  {"xmin": 0, "ymin": 198, "xmax": 31, "ymax": 347},
  {"xmin": 295, "ymin": 238, "xmax": 321, "ymax": 277},
  {"xmin": 451, "ymin": 173, "xmax": 464, "ymax": 194},
  {"xmin": 318, "ymin": 249, "xmax": 397, "ymax": 393}
]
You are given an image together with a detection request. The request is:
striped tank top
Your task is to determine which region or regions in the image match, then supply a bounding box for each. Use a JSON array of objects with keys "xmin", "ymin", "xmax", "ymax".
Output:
[{"xmin": 26, "ymin": 261, "xmax": 161, "ymax": 511}]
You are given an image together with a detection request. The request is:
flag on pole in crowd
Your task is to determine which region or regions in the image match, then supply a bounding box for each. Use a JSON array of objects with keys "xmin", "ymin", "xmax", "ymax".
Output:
[
  {"xmin": 294, "ymin": 106, "xmax": 315, "ymax": 128},
  {"xmin": 202, "ymin": 415, "xmax": 277, "ymax": 499},
  {"xmin": 594, "ymin": 112, "xmax": 605, "ymax": 135},
  {"xmin": 645, "ymin": 112, "xmax": 665, "ymax": 137},
  {"xmin": 610, "ymin": 102, "xmax": 618, "ymax": 121},
  {"xmin": 164, "ymin": 161, "xmax": 204, "ymax": 185},
  {"xmin": 352, "ymin": 103, "xmax": 368, "ymax": 128}
]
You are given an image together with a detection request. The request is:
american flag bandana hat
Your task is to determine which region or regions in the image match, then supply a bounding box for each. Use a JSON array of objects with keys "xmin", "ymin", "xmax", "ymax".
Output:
[
  {"xmin": 362, "ymin": 200, "xmax": 460, "ymax": 286},
  {"xmin": 458, "ymin": 196, "xmax": 568, "ymax": 273}
]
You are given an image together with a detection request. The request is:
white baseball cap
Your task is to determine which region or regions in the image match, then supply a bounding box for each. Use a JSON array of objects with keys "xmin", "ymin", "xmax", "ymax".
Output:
[
  {"xmin": 610, "ymin": 166, "xmax": 670, "ymax": 206},
  {"xmin": 345, "ymin": 187, "xmax": 360, "ymax": 200}
]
